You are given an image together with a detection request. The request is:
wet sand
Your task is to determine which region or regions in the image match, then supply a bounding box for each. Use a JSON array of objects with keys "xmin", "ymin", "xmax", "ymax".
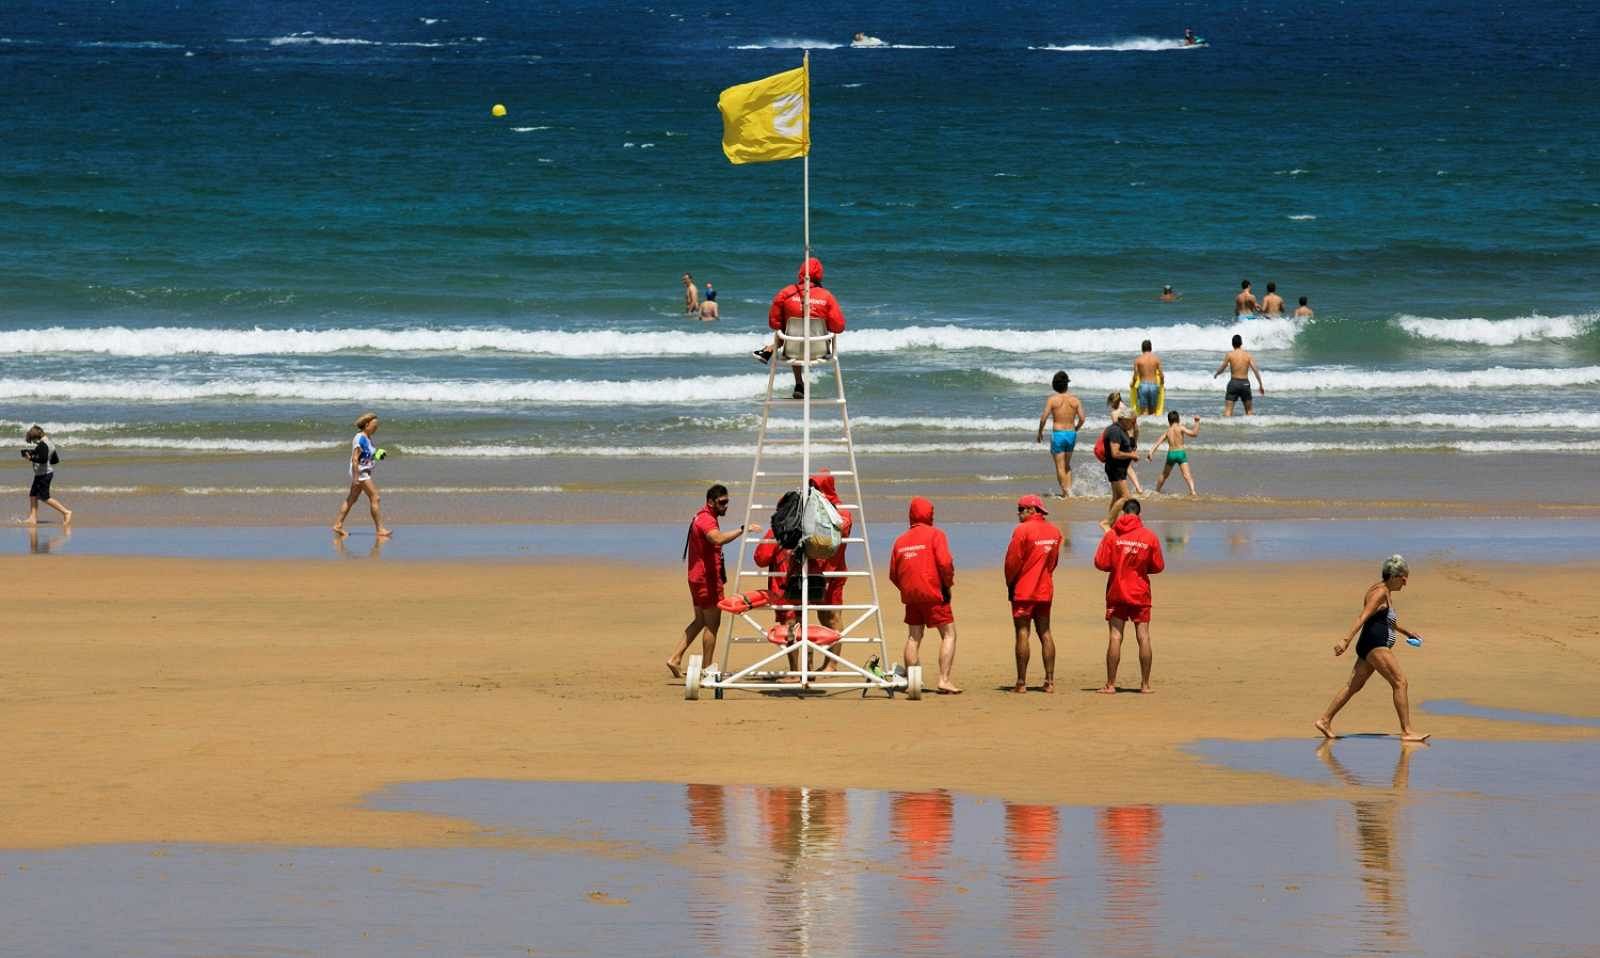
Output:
[
  {"xmin": 2, "ymin": 555, "xmax": 1596, "ymax": 850},
  {"xmin": 22, "ymin": 448, "xmax": 1600, "ymax": 527}
]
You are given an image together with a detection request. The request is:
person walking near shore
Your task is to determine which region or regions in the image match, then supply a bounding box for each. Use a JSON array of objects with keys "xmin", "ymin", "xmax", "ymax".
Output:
[
  {"xmin": 670, "ymin": 483, "xmax": 745, "ymax": 678},
  {"xmin": 19, "ymin": 425, "xmax": 71, "ymax": 526},
  {"xmin": 1148, "ymin": 410, "xmax": 1201, "ymax": 496},
  {"xmin": 1005, "ymin": 494, "xmax": 1062, "ymax": 694},
  {"xmin": 1036, "ymin": 371, "xmax": 1085, "ymax": 498},
  {"xmin": 1101, "ymin": 406, "xmax": 1140, "ymax": 529},
  {"xmin": 1093, "ymin": 499, "xmax": 1165, "ymax": 694},
  {"xmin": 890, "ymin": 496, "xmax": 960, "ymax": 694},
  {"xmin": 1315, "ymin": 555, "xmax": 1430, "ymax": 742},
  {"xmin": 1213, "ymin": 334, "xmax": 1266, "ymax": 416},
  {"xmin": 1105, "ymin": 392, "xmax": 1144, "ymax": 494},
  {"xmin": 332, "ymin": 412, "xmax": 390, "ymax": 538}
]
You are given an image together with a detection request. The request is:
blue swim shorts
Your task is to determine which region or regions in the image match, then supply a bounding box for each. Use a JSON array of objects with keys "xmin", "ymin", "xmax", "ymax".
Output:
[
  {"xmin": 1137, "ymin": 383, "xmax": 1160, "ymax": 413},
  {"xmin": 1050, "ymin": 430, "xmax": 1077, "ymax": 455}
]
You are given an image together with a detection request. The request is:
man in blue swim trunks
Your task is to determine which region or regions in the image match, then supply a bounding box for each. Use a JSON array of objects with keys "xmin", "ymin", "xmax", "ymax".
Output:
[
  {"xmin": 1035, "ymin": 371, "xmax": 1086, "ymax": 498},
  {"xmin": 1132, "ymin": 339, "xmax": 1164, "ymax": 414}
]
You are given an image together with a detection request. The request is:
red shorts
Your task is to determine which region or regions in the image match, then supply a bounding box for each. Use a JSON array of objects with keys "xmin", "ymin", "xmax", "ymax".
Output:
[
  {"xmin": 904, "ymin": 602, "xmax": 954, "ymax": 627},
  {"xmin": 1011, "ymin": 600, "xmax": 1051, "ymax": 621},
  {"xmin": 1105, "ymin": 602, "xmax": 1151, "ymax": 624},
  {"xmin": 773, "ymin": 609, "xmax": 799, "ymax": 624},
  {"xmin": 689, "ymin": 583, "xmax": 723, "ymax": 610},
  {"xmin": 823, "ymin": 581, "xmax": 846, "ymax": 609}
]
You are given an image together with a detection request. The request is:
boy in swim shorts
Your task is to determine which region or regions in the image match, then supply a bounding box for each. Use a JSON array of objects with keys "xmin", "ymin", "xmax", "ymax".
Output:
[
  {"xmin": 1035, "ymin": 371, "xmax": 1086, "ymax": 498},
  {"xmin": 1147, "ymin": 410, "xmax": 1201, "ymax": 496}
]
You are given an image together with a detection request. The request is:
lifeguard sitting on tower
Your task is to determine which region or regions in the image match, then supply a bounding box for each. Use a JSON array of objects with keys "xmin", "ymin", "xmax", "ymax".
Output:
[{"xmin": 752, "ymin": 258, "xmax": 846, "ymax": 399}]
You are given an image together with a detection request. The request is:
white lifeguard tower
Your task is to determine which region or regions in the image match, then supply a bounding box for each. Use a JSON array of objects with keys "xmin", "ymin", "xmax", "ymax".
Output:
[{"xmin": 681, "ymin": 298, "xmax": 919, "ymax": 700}]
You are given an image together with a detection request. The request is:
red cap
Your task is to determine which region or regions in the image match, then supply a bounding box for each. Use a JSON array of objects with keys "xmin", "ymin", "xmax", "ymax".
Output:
[{"xmin": 1017, "ymin": 494, "xmax": 1048, "ymax": 515}]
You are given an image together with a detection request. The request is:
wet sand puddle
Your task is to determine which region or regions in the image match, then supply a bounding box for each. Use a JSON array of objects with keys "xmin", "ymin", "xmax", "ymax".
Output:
[
  {"xmin": 16, "ymin": 516, "xmax": 1600, "ymax": 564},
  {"xmin": 3, "ymin": 735, "xmax": 1596, "ymax": 957}
]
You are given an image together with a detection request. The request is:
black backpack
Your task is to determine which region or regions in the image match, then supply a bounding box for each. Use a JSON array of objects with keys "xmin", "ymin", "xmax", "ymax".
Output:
[{"xmin": 770, "ymin": 490, "xmax": 805, "ymax": 550}]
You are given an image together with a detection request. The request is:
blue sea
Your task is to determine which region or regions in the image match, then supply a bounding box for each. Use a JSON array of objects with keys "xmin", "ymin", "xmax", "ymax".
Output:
[{"xmin": 2, "ymin": 0, "xmax": 1597, "ymax": 474}]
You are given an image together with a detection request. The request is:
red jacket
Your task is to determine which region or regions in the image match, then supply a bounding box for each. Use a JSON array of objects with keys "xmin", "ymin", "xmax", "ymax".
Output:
[
  {"xmin": 1004, "ymin": 514, "xmax": 1062, "ymax": 602},
  {"xmin": 889, "ymin": 497, "xmax": 954, "ymax": 606},
  {"xmin": 753, "ymin": 526, "xmax": 791, "ymax": 598},
  {"xmin": 684, "ymin": 504, "xmax": 724, "ymax": 592},
  {"xmin": 1093, "ymin": 513, "xmax": 1165, "ymax": 607},
  {"xmin": 768, "ymin": 259, "xmax": 846, "ymax": 334},
  {"xmin": 807, "ymin": 470, "xmax": 852, "ymax": 575}
]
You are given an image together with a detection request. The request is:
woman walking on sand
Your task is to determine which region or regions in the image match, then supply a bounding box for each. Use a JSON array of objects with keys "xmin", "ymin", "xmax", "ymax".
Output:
[
  {"xmin": 1316, "ymin": 555, "xmax": 1429, "ymax": 742},
  {"xmin": 332, "ymin": 412, "xmax": 391, "ymax": 538}
]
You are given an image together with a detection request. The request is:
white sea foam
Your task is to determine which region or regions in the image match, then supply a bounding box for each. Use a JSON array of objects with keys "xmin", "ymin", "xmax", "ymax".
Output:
[
  {"xmin": 1287, "ymin": 214, "xmax": 1317, "ymax": 220},
  {"xmin": 0, "ymin": 374, "xmax": 775, "ymax": 405},
  {"xmin": 1032, "ymin": 37, "xmax": 1201, "ymax": 52},
  {"xmin": 732, "ymin": 38, "xmax": 843, "ymax": 50},
  {"xmin": 0, "ymin": 419, "xmax": 126, "ymax": 434},
  {"xmin": 385, "ymin": 438, "xmax": 1600, "ymax": 458},
  {"xmin": 840, "ymin": 412, "xmax": 1600, "ymax": 432},
  {"xmin": 260, "ymin": 34, "xmax": 447, "ymax": 48},
  {"xmin": 80, "ymin": 40, "xmax": 186, "ymax": 49},
  {"xmin": 1396, "ymin": 313, "xmax": 1595, "ymax": 346},
  {"xmin": 0, "ymin": 318, "xmax": 1300, "ymax": 357},
  {"xmin": 77, "ymin": 437, "xmax": 333, "ymax": 453},
  {"xmin": 67, "ymin": 486, "xmax": 140, "ymax": 494},
  {"xmin": 981, "ymin": 365, "xmax": 1600, "ymax": 392},
  {"xmin": 510, "ymin": 126, "xmax": 550, "ymax": 132}
]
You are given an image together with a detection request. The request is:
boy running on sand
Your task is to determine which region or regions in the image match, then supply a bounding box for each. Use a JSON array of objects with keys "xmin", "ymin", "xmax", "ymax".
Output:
[
  {"xmin": 1035, "ymin": 371, "xmax": 1085, "ymax": 498},
  {"xmin": 1093, "ymin": 499, "xmax": 1165, "ymax": 693},
  {"xmin": 1147, "ymin": 410, "xmax": 1202, "ymax": 495},
  {"xmin": 19, "ymin": 425, "xmax": 71, "ymax": 526},
  {"xmin": 1004, "ymin": 495, "xmax": 1063, "ymax": 693},
  {"xmin": 889, "ymin": 496, "xmax": 960, "ymax": 693}
]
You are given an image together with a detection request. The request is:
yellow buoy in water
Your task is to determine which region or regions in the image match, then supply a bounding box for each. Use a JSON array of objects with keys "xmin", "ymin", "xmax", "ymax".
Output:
[{"xmin": 491, "ymin": 103, "xmax": 507, "ymax": 117}]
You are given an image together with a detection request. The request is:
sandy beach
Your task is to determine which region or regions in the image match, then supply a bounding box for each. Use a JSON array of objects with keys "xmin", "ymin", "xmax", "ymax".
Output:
[{"xmin": 3, "ymin": 554, "xmax": 1595, "ymax": 851}]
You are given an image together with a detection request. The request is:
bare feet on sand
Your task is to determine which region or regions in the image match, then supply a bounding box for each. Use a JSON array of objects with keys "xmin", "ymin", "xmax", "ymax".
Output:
[
  {"xmin": 332, "ymin": 525, "xmax": 348, "ymax": 537},
  {"xmin": 1401, "ymin": 731, "xmax": 1432, "ymax": 743},
  {"xmin": 1314, "ymin": 719, "xmax": 1335, "ymax": 739},
  {"xmin": 936, "ymin": 681, "xmax": 963, "ymax": 695},
  {"xmin": 62, "ymin": 510, "xmax": 73, "ymax": 525},
  {"xmin": 376, "ymin": 528, "xmax": 393, "ymax": 538},
  {"xmin": 665, "ymin": 659, "xmax": 682, "ymax": 679},
  {"xmin": 1097, "ymin": 685, "xmax": 1117, "ymax": 695},
  {"xmin": 1013, "ymin": 682, "xmax": 1027, "ymax": 694},
  {"xmin": 1140, "ymin": 686, "xmax": 1155, "ymax": 694},
  {"xmin": 1041, "ymin": 680, "xmax": 1055, "ymax": 694}
]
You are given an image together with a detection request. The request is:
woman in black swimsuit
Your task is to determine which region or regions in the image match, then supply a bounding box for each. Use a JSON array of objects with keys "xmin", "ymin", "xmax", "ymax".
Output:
[{"xmin": 1315, "ymin": 555, "xmax": 1430, "ymax": 742}]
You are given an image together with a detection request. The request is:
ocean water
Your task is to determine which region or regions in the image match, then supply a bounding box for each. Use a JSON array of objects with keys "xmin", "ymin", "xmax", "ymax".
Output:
[{"xmin": 2, "ymin": 0, "xmax": 1597, "ymax": 473}]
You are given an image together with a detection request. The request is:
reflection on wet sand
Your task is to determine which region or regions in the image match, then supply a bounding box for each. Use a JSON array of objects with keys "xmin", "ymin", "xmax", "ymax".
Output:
[
  {"xmin": 756, "ymin": 785, "xmax": 858, "ymax": 957},
  {"xmin": 26, "ymin": 525, "xmax": 70, "ymax": 554},
  {"xmin": 1003, "ymin": 803, "xmax": 1062, "ymax": 957},
  {"xmin": 686, "ymin": 783, "xmax": 728, "ymax": 954},
  {"xmin": 1319, "ymin": 741, "xmax": 1421, "ymax": 955},
  {"xmin": 890, "ymin": 791, "xmax": 955, "ymax": 951},
  {"xmin": 333, "ymin": 533, "xmax": 384, "ymax": 559},
  {"xmin": 1096, "ymin": 806, "xmax": 1161, "ymax": 957}
]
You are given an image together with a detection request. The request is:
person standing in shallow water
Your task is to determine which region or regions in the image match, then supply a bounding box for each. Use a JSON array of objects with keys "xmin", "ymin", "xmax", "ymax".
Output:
[
  {"xmin": 1315, "ymin": 555, "xmax": 1430, "ymax": 742},
  {"xmin": 332, "ymin": 412, "xmax": 390, "ymax": 539},
  {"xmin": 1035, "ymin": 371, "xmax": 1085, "ymax": 498}
]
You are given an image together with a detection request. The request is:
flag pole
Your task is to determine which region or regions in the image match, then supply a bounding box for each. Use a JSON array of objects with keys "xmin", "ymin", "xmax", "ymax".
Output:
[{"xmin": 800, "ymin": 49, "xmax": 812, "ymax": 675}]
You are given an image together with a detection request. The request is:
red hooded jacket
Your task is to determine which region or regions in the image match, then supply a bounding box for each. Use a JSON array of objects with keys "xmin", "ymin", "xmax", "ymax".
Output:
[
  {"xmin": 1093, "ymin": 513, "xmax": 1165, "ymax": 607},
  {"xmin": 753, "ymin": 526, "xmax": 791, "ymax": 599},
  {"xmin": 768, "ymin": 258, "xmax": 846, "ymax": 334},
  {"xmin": 889, "ymin": 497, "xmax": 954, "ymax": 606},
  {"xmin": 807, "ymin": 470, "xmax": 853, "ymax": 577},
  {"xmin": 1004, "ymin": 514, "xmax": 1062, "ymax": 602}
]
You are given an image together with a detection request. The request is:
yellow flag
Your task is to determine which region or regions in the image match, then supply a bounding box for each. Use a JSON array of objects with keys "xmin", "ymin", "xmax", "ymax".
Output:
[{"xmin": 717, "ymin": 61, "xmax": 809, "ymax": 164}]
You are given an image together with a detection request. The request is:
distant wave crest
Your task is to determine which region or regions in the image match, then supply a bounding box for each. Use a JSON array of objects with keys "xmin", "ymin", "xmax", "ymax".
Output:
[
  {"xmin": 1395, "ymin": 313, "xmax": 1596, "ymax": 347},
  {"xmin": 0, "ymin": 374, "xmax": 773, "ymax": 405}
]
